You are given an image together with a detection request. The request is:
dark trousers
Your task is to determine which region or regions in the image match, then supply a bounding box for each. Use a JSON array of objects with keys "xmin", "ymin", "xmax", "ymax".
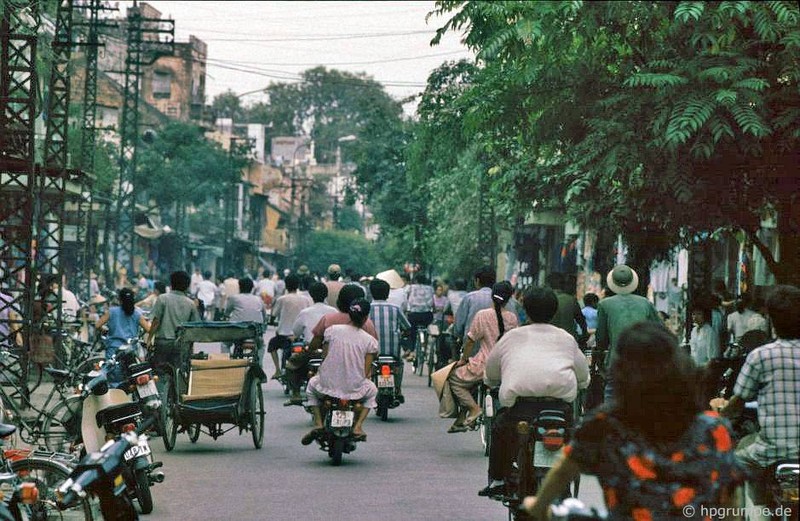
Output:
[{"xmin": 488, "ymin": 399, "xmax": 573, "ymax": 481}]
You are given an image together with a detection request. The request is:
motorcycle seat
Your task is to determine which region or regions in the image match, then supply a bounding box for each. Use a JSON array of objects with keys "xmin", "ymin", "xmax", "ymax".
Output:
[
  {"xmin": 95, "ymin": 402, "xmax": 142, "ymax": 428},
  {"xmin": 0, "ymin": 423, "xmax": 16, "ymax": 437},
  {"xmin": 376, "ymin": 356, "xmax": 398, "ymax": 364}
]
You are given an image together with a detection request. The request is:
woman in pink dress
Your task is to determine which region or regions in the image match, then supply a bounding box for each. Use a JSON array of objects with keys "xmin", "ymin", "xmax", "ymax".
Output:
[{"xmin": 447, "ymin": 281, "xmax": 518, "ymax": 433}]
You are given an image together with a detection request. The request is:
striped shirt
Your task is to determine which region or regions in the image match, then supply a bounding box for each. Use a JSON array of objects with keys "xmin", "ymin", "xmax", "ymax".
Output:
[{"xmin": 369, "ymin": 300, "xmax": 412, "ymax": 358}]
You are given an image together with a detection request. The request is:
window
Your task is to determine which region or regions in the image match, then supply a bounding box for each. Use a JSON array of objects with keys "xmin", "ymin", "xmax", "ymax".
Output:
[{"xmin": 152, "ymin": 71, "xmax": 171, "ymax": 99}]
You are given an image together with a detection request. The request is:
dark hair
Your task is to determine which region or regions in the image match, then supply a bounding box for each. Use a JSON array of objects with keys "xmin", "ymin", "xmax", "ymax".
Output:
[
  {"xmin": 238, "ymin": 277, "xmax": 254, "ymax": 294},
  {"xmin": 522, "ymin": 286, "xmax": 558, "ymax": 323},
  {"xmin": 492, "ymin": 281, "xmax": 514, "ymax": 340},
  {"xmin": 583, "ymin": 293, "xmax": 599, "ymax": 307},
  {"xmin": 546, "ymin": 272, "xmax": 564, "ymax": 292},
  {"xmin": 154, "ymin": 281, "xmax": 167, "ymax": 294},
  {"xmin": 452, "ymin": 278, "xmax": 467, "ymax": 291},
  {"xmin": 767, "ymin": 285, "xmax": 800, "ymax": 339},
  {"xmin": 474, "ymin": 266, "xmax": 496, "ymax": 288},
  {"xmin": 336, "ymin": 284, "xmax": 365, "ymax": 313},
  {"xmin": 611, "ymin": 322, "xmax": 700, "ymax": 443},
  {"xmin": 735, "ymin": 293, "xmax": 751, "ymax": 313},
  {"xmin": 690, "ymin": 302, "xmax": 712, "ymax": 324},
  {"xmin": 308, "ymin": 282, "xmax": 328, "ymax": 303},
  {"xmin": 415, "ymin": 274, "xmax": 429, "ymax": 285},
  {"xmin": 170, "ymin": 271, "xmax": 191, "ymax": 292},
  {"xmin": 226, "ymin": 272, "xmax": 236, "ymax": 279},
  {"xmin": 348, "ymin": 298, "xmax": 371, "ymax": 328},
  {"xmin": 369, "ymin": 279, "xmax": 390, "ymax": 300},
  {"xmin": 285, "ymin": 274, "xmax": 300, "ymax": 292},
  {"xmin": 203, "ymin": 270, "xmax": 211, "ymax": 279},
  {"xmin": 118, "ymin": 288, "xmax": 136, "ymax": 316}
]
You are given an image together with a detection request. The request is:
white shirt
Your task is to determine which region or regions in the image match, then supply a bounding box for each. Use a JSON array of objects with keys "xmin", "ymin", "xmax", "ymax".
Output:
[
  {"xmin": 690, "ymin": 323, "xmax": 720, "ymax": 365},
  {"xmin": 272, "ymin": 292, "xmax": 313, "ymax": 336},
  {"xmin": 196, "ymin": 279, "xmax": 217, "ymax": 307},
  {"xmin": 316, "ymin": 324, "xmax": 379, "ymax": 400},
  {"xmin": 292, "ymin": 302, "xmax": 337, "ymax": 343},
  {"xmin": 484, "ymin": 323, "xmax": 590, "ymax": 408},
  {"xmin": 254, "ymin": 278, "xmax": 275, "ymax": 299},
  {"xmin": 190, "ymin": 272, "xmax": 203, "ymax": 295},
  {"xmin": 387, "ymin": 287, "xmax": 406, "ymax": 310},
  {"xmin": 62, "ymin": 289, "xmax": 80, "ymax": 321}
]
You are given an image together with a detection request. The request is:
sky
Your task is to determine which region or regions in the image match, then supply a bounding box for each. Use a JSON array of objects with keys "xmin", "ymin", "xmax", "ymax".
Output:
[{"xmin": 138, "ymin": 1, "xmax": 474, "ymax": 113}]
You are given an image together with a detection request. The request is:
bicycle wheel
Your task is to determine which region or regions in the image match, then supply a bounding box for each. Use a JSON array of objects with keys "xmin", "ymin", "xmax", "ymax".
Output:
[
  {"xmin": 41, "ymin": 394, "xmax": 83, "ymax": 453},
  {"xmin": 426, "ymin": 337, "xmax": 436, "ymax": 386},
  {"xmin": 161, "ymin": 371, "xmax": 178, "ymax": 451},
  {"xmin": 250, "ymin": 381, "xmax": 264, "ymax": 449},
  {"xmin": 72, "ymin": 355, "xmax": 106, "ymax": 379},
  {"xmin": 11, "ymin": 456, "xmax": 95, "ymax": 520},
  {"xmin": 414, "ymin": 330, "xmax": 425, "ymax": 376}
]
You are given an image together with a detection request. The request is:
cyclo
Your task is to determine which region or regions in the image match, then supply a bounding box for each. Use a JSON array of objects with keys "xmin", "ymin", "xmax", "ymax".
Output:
[{"xmin": 158, "ymin": 321, "xmax": 266, "ymax": 450}]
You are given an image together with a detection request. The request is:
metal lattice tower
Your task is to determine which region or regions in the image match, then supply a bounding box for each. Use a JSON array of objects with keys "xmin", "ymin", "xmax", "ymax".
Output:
[
  {"xmin": 35, "ymin": 0, "xmax": 76, "ymax": 350},
  {"xmin": 72, "ymin": 0, "xmax": 116, "ymax": 298},
  {"xmin": 0, "ymin": 1, "xmax": 39, "ymax": 393},
  {"xmin": 477, "ymin": 171, "xmax": 496, "ymax": 271},
  {"xmin": 112, "ymin": 6, "xmax": 174, "ymax": 277}
]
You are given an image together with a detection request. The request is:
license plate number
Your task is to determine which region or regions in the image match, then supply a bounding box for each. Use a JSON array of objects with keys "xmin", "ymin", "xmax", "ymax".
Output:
[
  {"xmin": 330, "ymin": 410, "xmax": 354, "ymax": 428},
  {"xmin": 377, "ymin": 375, "xmax": 395, "ymax": 388},
  {"xmin": 123, "ymin": 440, "xmax": 152, "ymax": 461},
  {"xmin": 138, "ymin": 380, "xmax": 158, "ymax": 398},
  {"xmin": 533, "ymin": 441, "xmax": 560, "ymax": 468}
]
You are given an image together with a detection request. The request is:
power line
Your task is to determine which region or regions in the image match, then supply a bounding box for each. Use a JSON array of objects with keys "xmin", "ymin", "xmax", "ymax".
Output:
[
  {"xmin": 203, "ymin": 49, "xmax": 471, "ymax": 68},
  {"xmin": 198, "ymin": 29, "xmax": 434, "ymax": 43}
]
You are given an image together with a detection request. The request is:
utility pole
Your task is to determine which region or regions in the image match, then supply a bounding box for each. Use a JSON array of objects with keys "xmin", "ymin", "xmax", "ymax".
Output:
[
  {"xmin": 73, "ymin": 0, "xmax": 117, "ymax": 298},
  {"xmin": 0, "ymin": 1, "xmax": 39, "ymax": 399},
  {"xmin": 112, "ymin": 4, "xmax": 173, "ymax": 281},
  {"xmin": 477, "ymin": 169, "xmax": 497, "ymax": 273}
]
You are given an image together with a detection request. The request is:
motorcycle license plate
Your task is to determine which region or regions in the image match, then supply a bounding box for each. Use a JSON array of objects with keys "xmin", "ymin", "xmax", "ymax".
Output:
[
  {"xmin": 123, "ymin": 440, "xmax": 152, "ymax": 461},
  {"xmin": 377, "ymin": 375, "xmax": 395, "ymax": 388},
  {"xmin": 330, "ymin": 410, "xmax": 354, "ymax": 428},
  {"xmin": 138, "ymin": 380, "xmax": 158, "ymax": 398},
  {"xmin": 533, "ymin": 441, "xmax": 560, "ymax": 468}
]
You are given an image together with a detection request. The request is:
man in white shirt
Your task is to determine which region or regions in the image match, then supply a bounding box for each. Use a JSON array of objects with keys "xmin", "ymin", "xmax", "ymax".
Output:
[
  {"xmin": 284, "ymin": 282, "xmax": 337, "ymax": 405},
  {"xmin": 196, "ymin": 271, "xmax": 218, "ymax": 321},
  {"xmin": 268, "ymin": 274, "xmax": 312, "ymax": 379},
  {"xmin": 480, "ymin": 286, "xmax": 590, "ymax": 498},
  {"xmin": 190, "ymin": 268, "xmax": 203, "ymax": 296}
]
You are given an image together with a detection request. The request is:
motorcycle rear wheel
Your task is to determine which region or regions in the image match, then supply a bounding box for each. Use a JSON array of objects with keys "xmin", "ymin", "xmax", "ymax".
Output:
[
  {"xmin": 377, "ymin": 402, "xmax": 388, "ymax": 422},
  {"xmin": 99, "ymin": 491, "xmax": 138, "ymax": 521},
  {"xmin": 10, "ymin": 457, "xmax": 94, "ymax": 521},
  {"xmin": 134, "ymin": 467, "xmax": 154, "ymax": 514},
  {"xmin": 330, "ymin": 438, "xmax": 344, "ymax": 466}
]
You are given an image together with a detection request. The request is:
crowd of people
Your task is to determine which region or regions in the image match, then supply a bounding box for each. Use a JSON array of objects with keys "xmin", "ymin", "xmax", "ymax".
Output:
[{"xmin": 21, "ymin": 259, "xmax": 794, "ymax": 520}]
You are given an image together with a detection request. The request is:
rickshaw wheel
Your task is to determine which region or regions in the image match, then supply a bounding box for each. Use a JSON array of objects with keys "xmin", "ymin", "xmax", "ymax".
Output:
[
  {"xmin": 250, "ymin": 381, "xmax": 265, "ymax": 449},
  {"xmin": 188, "ymin": 423, "xmax": 201, "ymax": 443},
  {"xmin": 162, "ymin": 373, "xmax": 178, "ymax": 451}
]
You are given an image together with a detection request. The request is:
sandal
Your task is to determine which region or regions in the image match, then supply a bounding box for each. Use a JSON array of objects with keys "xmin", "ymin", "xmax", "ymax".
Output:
[
  {"xmin": 447, "ymin": 424, "xmax": 468, "ymax": 434},
  {"xmin": 464, "ymin": 412, "xmax": 483, "ymax": 429},
  {"xmin": 353, "ymin": 433, "xmax": 367, "ymax": 442}
]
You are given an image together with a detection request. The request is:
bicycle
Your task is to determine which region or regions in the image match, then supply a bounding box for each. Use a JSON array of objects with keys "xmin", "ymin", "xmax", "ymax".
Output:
[
  {"xmin": 425, "ymin": 324, "xmax": 439, "ymax": 387},
  {"xmin": 412, "ymin": 325, "xmax": 429, "ymax": 377},
  {"xmin": 0, "ymin": 361, "xmax": 84, "ymax": 453},
  {"xmin": 476, "ymin": 384, "xmax": 497, "ymax": 457}
]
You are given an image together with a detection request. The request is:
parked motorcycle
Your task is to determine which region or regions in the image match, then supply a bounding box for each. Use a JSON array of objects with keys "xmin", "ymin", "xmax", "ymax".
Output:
[
  {"xmin": 314, "ymin": 396, "xmax": 365, "ymax": 466},
  {"xmin": 80, "ymin": 361, "xmax": 164, "ymax": 515},
  {"xmin": 771, "ymin": 461, "xmax": 799, "ymax": 521},
  {"xmin": 371, "ymin": 356, "xmax": 402, "ymax": 421},
  {"xmin": 57, "ymin": 429, "xmax": 152, "ymax": 521}
]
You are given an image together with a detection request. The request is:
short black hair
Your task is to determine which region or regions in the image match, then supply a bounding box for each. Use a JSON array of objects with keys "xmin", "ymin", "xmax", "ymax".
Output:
[
  {"xmin": 474, "ymin": 266, "xmax": 496, "ymax": 288},
  {"xmin": 170, "ymin": 271, "xmax": 191, "ymax": 292},
  {"xmin": 369, "ymin": 279, "xmax": 390, "ymax": 300},
  {"xmin": 238, "ymin": 277, "xmax": 254, "ymax": 294},
  {"xmin": 336, "ymin": 284, "xmax": 365, "ymax": 313},
  {"xmin": 522, "ymin": 286, "xmax": 558, "ymax": 323},
  {"xmin": 203, "ymin": 270, "xmax": 212, "ymax": 279},
  {"xmin": 285, "ymin": 274, "xmax": 300, "ymax": 292},
  {"xmin": 308, "ymin": 282, "xmax": 328, "ymax": 303},
  {"xmin": 154, "ymin": 281, "xmax": 167, "ymax": 294},
  {"xmin": 583, "ymin": 293, "xmax": 599, "ymax": 307},
  {"xmin": 767, "ymin": 285, "xmax": 800, "ymax": 339}
]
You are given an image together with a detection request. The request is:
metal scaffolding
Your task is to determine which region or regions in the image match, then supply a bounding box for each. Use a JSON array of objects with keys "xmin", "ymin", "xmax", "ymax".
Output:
[
  {"xmin": 0, "ymin": 2, "xmax": 39, "ymax": 392},
  {"xmin": 112, "ymin": 5, "xmax": 173, "ymax": 278}
]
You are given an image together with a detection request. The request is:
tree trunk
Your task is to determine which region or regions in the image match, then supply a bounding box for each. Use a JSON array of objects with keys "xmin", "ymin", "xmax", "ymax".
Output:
[{"xmin": 749, "ymin": 198, "xmax": 799, "ymax": 287}]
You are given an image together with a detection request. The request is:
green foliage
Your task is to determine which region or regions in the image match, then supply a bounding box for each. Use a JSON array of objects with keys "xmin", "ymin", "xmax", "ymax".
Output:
[
  {"xmin": 429, "ymin": 0, "xmax": 800, "ymax": 282},
  {"xmin": 295, "ymin": 229, "xmax": 379, "ymax": 276},
  {"xmin": 211, "ymin": 90, "xmax": 246, "ymax": 121}
]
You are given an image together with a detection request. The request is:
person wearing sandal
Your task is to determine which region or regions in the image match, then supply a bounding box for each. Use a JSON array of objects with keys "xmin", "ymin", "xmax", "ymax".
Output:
[
  {"xmin": 478, "ymin": 286, "xmax": 590, "ymax": 499},
  {"xmin": 302, "ymin": 294, "xmax": 379, "ymax": 445},
  {"xmin": 447, "ymin": 281, "xmax": 518, "ymax": 433}
]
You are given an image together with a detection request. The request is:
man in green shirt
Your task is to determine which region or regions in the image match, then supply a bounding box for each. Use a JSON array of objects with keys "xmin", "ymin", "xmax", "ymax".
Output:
[
  {"xmin": 147, "ymin": 270, "xmax": 201, "ymax": 371},
  {"xmin": 596, "ymin": 265, "xmax": 660, "ymax": 402}
]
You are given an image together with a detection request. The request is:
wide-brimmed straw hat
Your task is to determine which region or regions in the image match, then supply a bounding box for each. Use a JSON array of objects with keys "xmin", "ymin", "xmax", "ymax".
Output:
[
  {"xmin": 607, "ymin": 265, "xmax": 639, "ymax": 295},
  {"xmin": 375, "ymin": 269, "xmax": 405, "ymax": 290}
]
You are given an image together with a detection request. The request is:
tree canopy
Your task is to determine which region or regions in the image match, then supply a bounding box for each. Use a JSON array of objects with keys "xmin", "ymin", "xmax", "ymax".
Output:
[{"xmin": 428, "ymin": 0, "xmax": 800, "ymax": 283}]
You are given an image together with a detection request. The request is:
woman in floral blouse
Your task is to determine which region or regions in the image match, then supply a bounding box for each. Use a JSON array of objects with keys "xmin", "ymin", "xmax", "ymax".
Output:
[{"xmin": 523, "ymin": 322, "xmax": 743, "ymax": 520}]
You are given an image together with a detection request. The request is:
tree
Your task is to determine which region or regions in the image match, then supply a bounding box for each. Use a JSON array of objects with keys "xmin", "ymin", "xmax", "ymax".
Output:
[
  {"xmin": 295, "ymin": 229, "xmax": 379, "ymax": 276},
  {"xmin": 431, "ymin": 1, "xmax": 800, "ymax": 284},
  {"xmin": 211, "ymin": 89, "xmax": 246, "ymax": 121}
]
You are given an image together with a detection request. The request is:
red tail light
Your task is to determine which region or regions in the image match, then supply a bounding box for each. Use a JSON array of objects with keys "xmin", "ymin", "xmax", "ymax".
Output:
[
  {"xmin": 292, "ymin": 346, "xmax": 303, "ymax": 353},
  {"xmin": 380, "ymin": 365, "xmax": 391, "ymax": 377},
  {"xmin": 122, "ymin": 423, "xmax": 136, "ymax": 433},
  {"xmin": 542, "ymin": 429, "xmax": 565, "ymax": 451},
  {"xmin": 136, "ymin": 374, "xmax": 151, "ymax": 385},
  {"xmin": 339, "ymin": 399, "xmax": 349, "ymax": 406}
]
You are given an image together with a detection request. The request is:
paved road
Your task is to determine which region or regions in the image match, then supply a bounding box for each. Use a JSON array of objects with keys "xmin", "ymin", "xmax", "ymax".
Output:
[{"xmin": 143, "ymin": 335, "xmax": 603, "ymax": 521}]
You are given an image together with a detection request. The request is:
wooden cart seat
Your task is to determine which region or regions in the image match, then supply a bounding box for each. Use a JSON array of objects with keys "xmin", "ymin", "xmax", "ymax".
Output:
[{"xmin": 183, "ymin": 358, "xmax": 249, "ymax": 402}]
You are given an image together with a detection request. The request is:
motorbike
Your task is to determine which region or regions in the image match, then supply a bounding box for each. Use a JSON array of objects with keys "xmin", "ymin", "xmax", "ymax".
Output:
[
  {"xmin": 314, "ymin": 395, "xmax": 365, "ymax": 466},
  {"xmin": 549, "ymin": 498, "xmax": 607, "ymax": 521},
  {"xmin": 0, "ymin": 423, "xmax": 41, "ymax": 521},
  {"xmin": 80, "ymin": 359, "xmax": 164, "ymax": 515},
  {"xmin": 280, "ymin": 341, "xmax": 307, "ymax": 396},
  {"xmin": 771, "ymin": 461, "xmax": 799, "ymax": 521},
  {"xmin": 372, "ymin": 356, "xmax": 402, "ymax": 421},
  {"xmin": 57, "ymin": 428, "xmax": 152, "ymax": 521}
]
